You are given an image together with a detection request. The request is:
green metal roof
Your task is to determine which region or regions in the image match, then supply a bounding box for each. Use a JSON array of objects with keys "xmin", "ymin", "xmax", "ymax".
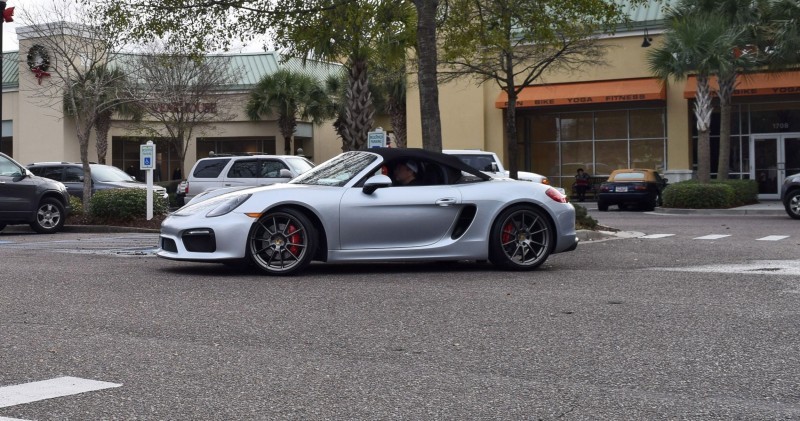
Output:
[
  {"xmin": 1, "ymin": 50, "xmax": 343, "ymax": 91},
  {"xmin": 2, "ymin": 51, "xmax": 19, "ymax": 90}
]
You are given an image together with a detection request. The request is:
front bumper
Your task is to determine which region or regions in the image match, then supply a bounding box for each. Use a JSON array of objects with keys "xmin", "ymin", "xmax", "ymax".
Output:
[{"xmin": 157, "ymin": 212, "xmax": 256, "ymax": 261}]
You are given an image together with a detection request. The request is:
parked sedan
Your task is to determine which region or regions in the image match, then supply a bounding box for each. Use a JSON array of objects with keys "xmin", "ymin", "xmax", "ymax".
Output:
[
  {"xmin": 27, "ymin": 162, "xmax": 169, "ymax": 201},
  {"xmin": 597, "ymin": 169, "xmax": 667, "ymax": 211},
  {"xmin": 781, "ymin": 172, "xmax": 800, "ymax": 219},
  {"xmin": 158, "ymin": 148, "xmax": 578, "ymax": 276}
]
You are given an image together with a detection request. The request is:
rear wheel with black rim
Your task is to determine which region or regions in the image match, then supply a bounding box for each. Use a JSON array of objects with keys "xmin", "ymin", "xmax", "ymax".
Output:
[
  {"xmin": 247, "ymin": 209, "xmax": 317, "ymax": 276},
  {"xmin": 489, "ymin": 205, "xmax": 553, "ymax": 271}
]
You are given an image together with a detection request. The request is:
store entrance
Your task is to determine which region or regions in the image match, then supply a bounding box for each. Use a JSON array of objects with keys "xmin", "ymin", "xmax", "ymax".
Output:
[{"xmin": 751, "ymin": 133, "xmax": 800, "ymax": 199}]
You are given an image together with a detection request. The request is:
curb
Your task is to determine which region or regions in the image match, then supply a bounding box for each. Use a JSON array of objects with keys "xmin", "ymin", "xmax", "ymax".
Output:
[{"xmin": 652, "ymin": 206, "xmax": 785, "ymax": 216}]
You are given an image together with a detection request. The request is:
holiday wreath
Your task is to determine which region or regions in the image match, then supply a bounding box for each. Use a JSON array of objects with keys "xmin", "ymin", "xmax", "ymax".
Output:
[{"xmin": 26, "ymin": 44, "xmax": 50, "ymax": 72}]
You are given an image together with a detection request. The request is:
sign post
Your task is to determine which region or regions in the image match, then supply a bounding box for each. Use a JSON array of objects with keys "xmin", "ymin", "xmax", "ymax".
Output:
[
  {"xmin": 367, "ymin": 127, "xmax": 387, "ymax": 149},
  {"xmin": 140, "ymin": 141, "xmax": 155, "ymax": 220}
]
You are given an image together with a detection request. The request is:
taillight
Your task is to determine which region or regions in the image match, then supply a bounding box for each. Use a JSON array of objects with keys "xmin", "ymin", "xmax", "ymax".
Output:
[
  {"xmin": 633, "ymin": 183, "xmax": 647, "ymax": 191},
  {"xmin": 546, "ymin": 187, "xmax": 568, "ymax": 203},
  {"xmin": 183, "ymin": 182, "xmax": 189, "ymax": 194}
]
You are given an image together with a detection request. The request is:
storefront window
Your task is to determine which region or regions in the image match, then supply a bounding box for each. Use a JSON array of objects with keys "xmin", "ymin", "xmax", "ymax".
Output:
[
  {"xmin": 531, "ymin": 114, "xmax": 558, "ymax": 142},
  {"xmin": 532, "ymin": 141, "xmax": 559, "ymax": 179},
  {"xmin": 630, "ymin": 139, "xmax": 665, "ymax": 172},
  {"xmin": 559, "ymin": 113, "xmax": 593, "ymax": 141},
  {"xmin": 560, "ymin": 141, "xmax": 593, "ymax": 176},
  {"xmin": 594, "ymin": 140, "xmax": 628, "ymax": 175},
  {"xmin": 629, "ymin": 108, "xmax": 665, "ymax": 138},
  {"xmin": 594, "ymin": 110, "xmax": 628, "ymax": 140},
  {"xmin": 524, "ymin": 106, "xmax": 667, "ymax": 188},
  {"xmin": 749, "ymin": 102, "xmax": 800, "ymax": 133}
]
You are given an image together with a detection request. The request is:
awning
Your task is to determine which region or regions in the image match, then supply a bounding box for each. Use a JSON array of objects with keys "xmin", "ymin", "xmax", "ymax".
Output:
[
  {"xmin": 495, "ymin": 78, "xmax": 666, "ymax": 109},
  {"xmin": 684, "ymin": 71, "xmax": 800, "ymax": 98}
]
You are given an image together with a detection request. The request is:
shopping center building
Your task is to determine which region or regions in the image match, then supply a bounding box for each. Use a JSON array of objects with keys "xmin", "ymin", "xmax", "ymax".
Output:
[
  {"xmin": 405, "ymin": 3, "xmax": 799, "ymax": 200},
  {"xmin": 3, "ymin": 2, "xmax": 799, "ymax": 200}
]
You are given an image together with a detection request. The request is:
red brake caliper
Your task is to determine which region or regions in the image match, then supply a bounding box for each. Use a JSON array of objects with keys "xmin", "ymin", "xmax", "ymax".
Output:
[
  {"xmin": 287, "ymin": 224, "xmax": 301, "ymax": 255},
  {"xmin": 502, "ymin": 223, "xmax": 514, "ymax": 244}
]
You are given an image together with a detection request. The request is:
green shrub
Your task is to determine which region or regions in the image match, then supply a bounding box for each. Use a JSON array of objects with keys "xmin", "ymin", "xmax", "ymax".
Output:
[
  {"xmin": 711, "ymin": 179, "xmax": 758, "ymax": 206},
  {"xmin": 88, "ymin": 188, "xmax": 170, "ymax": 221},
  {"xmin": 573, "ymin": 203, "xmax": 598, "ymax": 230},
  {"xmin": 662, "ymin": 181, "xmax": 735, "ymax": 209},
  {"xmin": 68, "ymin": 195, "xmax": 84, "ymax": 216}
]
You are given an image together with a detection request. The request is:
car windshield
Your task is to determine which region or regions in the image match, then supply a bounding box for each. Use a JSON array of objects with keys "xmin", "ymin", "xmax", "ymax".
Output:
[
  {"xmin": 290, "ymin": 152, "xmax": 377, "ymax": 186},
  {"xmin": 90, "ymin": 164, "xmax": 137, "ymax": 182},
  {"xmin": 285, "ymin": 157, "xmax": 315, "ymax": 174},
  {"xmin": 612, "ymin": 172, "xmax": 647, "ymax": 181}
]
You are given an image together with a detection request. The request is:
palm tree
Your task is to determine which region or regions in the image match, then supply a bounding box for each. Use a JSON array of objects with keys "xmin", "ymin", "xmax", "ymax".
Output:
[
  {"xmin": 648, "ymin": 13, "xmax": 745, "ymax": 183},
  {"xmin": 670, "ymin": 0, "xmax": 764, "ymax": 179},
  {"xmin": 246, "ymin": 69, "xmax": 332, "ymax": 155}
]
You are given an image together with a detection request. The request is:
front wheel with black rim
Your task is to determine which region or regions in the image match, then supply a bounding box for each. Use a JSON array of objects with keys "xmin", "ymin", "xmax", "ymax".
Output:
[
  {"xmin": 489, "ymin": 206, "xmax": 554, "ymax": 271},
  {"xmin": 247, "ymin": 209, "xmax": 317, "ymax": 276},
  {"xmin": 785, "ymin": 191, "xmax": 800, "ymax": 220},
  {"xmin": 30, "ymin": 198, "xmax": 65, "ymax": 234}
]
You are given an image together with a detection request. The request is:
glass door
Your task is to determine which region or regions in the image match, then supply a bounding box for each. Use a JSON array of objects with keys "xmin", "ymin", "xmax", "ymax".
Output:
[{"xmin": 751, "ymin": 133, "xmax": 800, "ymax": 199}]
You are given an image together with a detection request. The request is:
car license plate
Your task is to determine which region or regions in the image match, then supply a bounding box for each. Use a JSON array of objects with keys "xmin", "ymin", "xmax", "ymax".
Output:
[{"xmin": 615, "ymin": 186, "xmax": 628, "ymax": 192}]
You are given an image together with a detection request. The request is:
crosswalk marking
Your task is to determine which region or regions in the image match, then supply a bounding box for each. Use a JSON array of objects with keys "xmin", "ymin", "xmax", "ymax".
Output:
[
  {"xmin": 757, "ymin": 235, "xmax": 790, "ymax": 241},
  {"xmin": 0, "ymin": 377, "xmax": 121, "ymax": 408},
  {"xmin": 693, "ymin": 234, "xmax": 732, "ymax": 240},
  {"xmin": 640, "ymin": 234, "xmax": 675, "ymax": 239}
]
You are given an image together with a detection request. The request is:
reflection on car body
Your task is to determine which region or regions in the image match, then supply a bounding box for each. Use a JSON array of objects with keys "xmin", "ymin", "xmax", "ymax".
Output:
[{"xmin": 158, "ymin": 148, "xmax": 578, "ymax": 276}]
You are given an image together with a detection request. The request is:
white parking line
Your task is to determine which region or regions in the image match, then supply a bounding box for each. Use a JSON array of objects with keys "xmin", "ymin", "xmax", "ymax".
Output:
[
  {"xmin": 0, "ymin": 377, "xmax": 121, "ymax": 408},
  {"xmin": 640, "ymin": 234, "xmax": 675, "ymax": 239},
  {"xmin": 693, "ymin": 234, "xmax": 731, "ymax": 240},
  {"xmin": 757, "ymin": 235, "xmax": 790, "ymax": 241},
  {"xmin": 0, "ymin": 416, "xmax": 30, "ymax": 421}
]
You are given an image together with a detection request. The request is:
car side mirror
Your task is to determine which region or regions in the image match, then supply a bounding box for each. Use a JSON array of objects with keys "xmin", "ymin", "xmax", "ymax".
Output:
[
  {"xmin": 279, "ymin": 169, "xmax": 292, "ymax": 178},
  {"xmin": 363, "ymin": 174, "xmax": 392, "ymax": 195},
  {"xmin": 491, "ymin": 162, "xmax": 498, "ymax": 172}
]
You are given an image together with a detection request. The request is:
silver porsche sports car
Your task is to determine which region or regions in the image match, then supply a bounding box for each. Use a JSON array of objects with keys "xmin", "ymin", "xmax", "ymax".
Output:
[{"xmin": 158, "ymin": 148, "xmax": 578, "ymax": 275}]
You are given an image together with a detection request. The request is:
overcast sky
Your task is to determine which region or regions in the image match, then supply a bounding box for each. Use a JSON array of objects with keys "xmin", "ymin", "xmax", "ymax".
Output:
[{"xmin": 2, "ymin": 0, "xmax": 271, "ymax": 53}]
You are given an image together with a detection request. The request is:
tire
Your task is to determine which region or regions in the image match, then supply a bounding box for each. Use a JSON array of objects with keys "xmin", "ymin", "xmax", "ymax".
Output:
[
  {"xmin": 644, "ymin": 194, "xmax": 660, "ymax": 212},
  {"xmin": 29, "ymin": 198, "xmax": 66, "ymax": 234},
  {"xmin": 247, "ymin": 208, "xmax": 317, "ymax": 275},
  {"xmin": 597, "ymin": 201, "xmax": 609, "ymax": 212},
  {"xmin": 785, "ymin": 190, "xmax": 800, "ymax": 220},
  {"xmin": 488, "ymin": 205, "xmax": 553, "ymax": 271}
]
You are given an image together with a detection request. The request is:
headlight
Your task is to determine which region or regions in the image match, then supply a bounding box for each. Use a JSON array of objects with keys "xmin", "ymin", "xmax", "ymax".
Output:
[{"xmin": 174, "ymin": 193, "xmax": 252, "ymax": 217}]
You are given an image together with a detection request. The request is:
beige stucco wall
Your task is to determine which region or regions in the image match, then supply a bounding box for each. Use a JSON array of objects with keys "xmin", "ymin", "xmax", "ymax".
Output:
[{"xmin": 406, "ymin": 32, "xmax": 693, "ymax": 174}]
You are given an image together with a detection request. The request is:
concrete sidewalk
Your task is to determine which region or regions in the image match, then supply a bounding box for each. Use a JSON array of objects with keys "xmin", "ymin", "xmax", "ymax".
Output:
[
  {"xmin": 653, "ymin": 200, "xmax": 785, "ymax": 216},
  {"xmin": 577, "ymin": 200, "xmax": 786, "ymax": 216}
]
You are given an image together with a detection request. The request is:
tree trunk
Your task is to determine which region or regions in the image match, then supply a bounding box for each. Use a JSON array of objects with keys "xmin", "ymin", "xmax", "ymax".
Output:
[
  {"xmin": 279, "ymin": 114, "xmax": 297, "ymax": 155},
  {"xmin": 717, "ymin": 73, "xmax": 736, "ymax": 180},
  {"xmin": 95, "ymin": 110, "xmax": 112, "ymax": 165},
  {"xmin": 694, "ymin": 75, "xmax": 713, "ymax": 183},
  {"xmin": 503, "ymin": 51, "xmax": 519, "ymax": 179},
  {"xmin": 346, "ymin": 58, "xmax": 374, "ymax": 151},
  {"xmin": 387, "ymin": 96, "xmax": 407, "ymax": 148},
  {"xmin": 412, "ymin": 0, "xmax": 443, "ymax": 152}
]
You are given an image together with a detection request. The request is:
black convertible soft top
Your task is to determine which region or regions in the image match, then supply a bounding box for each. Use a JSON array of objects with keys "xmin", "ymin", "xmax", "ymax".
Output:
[{"xmin": 367, "ymin": 147, "xmax": 491, "ymax": 181}]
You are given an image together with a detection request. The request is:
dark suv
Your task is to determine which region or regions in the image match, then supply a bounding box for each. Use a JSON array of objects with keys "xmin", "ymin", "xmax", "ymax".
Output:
[
  {"xmin": 0, "ymin": 152, "xmax": 71, "ymax": 234},
  {"xmin": 27, "ymin": 162, "xmax": 168, "ymax": 201},
  {"xmin": 781, "ymin": 172, "xmax": 800, "ymax": 219}
]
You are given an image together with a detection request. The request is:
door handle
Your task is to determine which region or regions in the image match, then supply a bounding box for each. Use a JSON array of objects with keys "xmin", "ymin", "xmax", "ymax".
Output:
[{"xmin": 435, "ymin": 198, "xmax": 457, "ymax": 206}]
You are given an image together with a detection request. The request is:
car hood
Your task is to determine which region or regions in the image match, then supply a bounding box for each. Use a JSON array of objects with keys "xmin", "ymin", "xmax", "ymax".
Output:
[{"xmin": 102, "ymin": 181, "xmax": 166, "ymax": 191}]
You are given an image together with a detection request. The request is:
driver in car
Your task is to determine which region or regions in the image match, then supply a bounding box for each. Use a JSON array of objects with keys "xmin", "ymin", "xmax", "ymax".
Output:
[{"xmin": 393, "ymin": 160, "xmax": 421, "ymax": 186}]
